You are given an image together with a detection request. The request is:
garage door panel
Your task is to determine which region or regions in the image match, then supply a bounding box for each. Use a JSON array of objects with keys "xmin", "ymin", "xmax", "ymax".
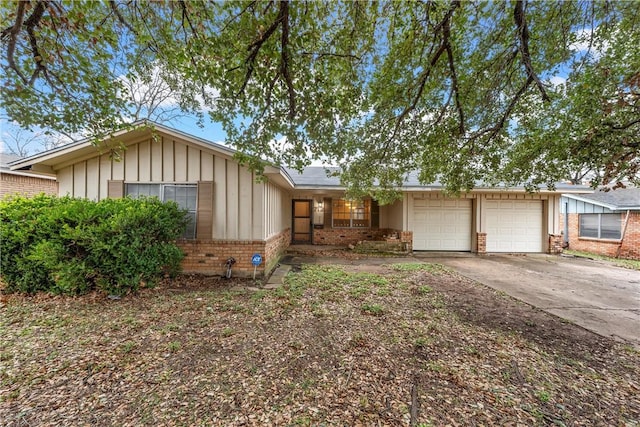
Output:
[
  {"xmin": 486, "ymin": 200, "xmax": 542, "ymax": 252},
  {"xmin": 412, "ymin": 198, "xmax": 472, "ymax": 251}
]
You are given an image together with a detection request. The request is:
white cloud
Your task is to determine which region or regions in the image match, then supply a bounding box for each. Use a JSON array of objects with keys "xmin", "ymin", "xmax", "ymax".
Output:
[
  {"xmin": 570, "ymin": 28, "xmax": 594, "ymax": 53},
  {"xmin": 548, "ymin": 76, "xmax": 567, "ymax": 87}
]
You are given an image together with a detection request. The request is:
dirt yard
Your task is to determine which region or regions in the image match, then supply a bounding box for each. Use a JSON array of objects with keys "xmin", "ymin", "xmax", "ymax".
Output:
[{"xmin": 1, "ymin": 262, "xmax": 639, "ymax": 426}]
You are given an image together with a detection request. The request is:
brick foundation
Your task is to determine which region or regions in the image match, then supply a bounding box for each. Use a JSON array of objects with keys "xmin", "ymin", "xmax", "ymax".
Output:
[
  {"xmin": 0, "ymin": 173, "xmax": 58, "ymax": 198},
  {"xmin": 476, "ymin": 232, "xmax": 487, "ymax": 254},
  {"xmin": 312, "ymin": 228, "xmax": 393, "ymax": 245},
  {"xmin": 178, "ymin": 228, "xmax": 291, "ymax": 277},
  {"xmin": 562, "ymin": 213, "xmax": 640, "ymax": 260},
  {"xmin": 310, "ymin": 228, "xmax": 413, "ymax": 252},
  {"xmin": 400, "ymin": 231, "xmax": 413, "ymax": 252},
  {"xmin": 264, "ymin": 228, "xmax": 291, "ymax": 273},
  {"xmin": 548, "ymin": 234, "xmax": 563, "ymax": 255}
]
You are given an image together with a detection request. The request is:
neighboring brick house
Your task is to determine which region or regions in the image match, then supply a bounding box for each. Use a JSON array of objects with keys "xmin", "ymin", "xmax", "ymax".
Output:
[
  {"xmin": 561, "ymin": 188, "xmax": 640, "ymax": 260},
  {"xmin": 8, "ymin": 120, "xmax": 589, "ymax": 277},
  {"xmin": 0, "ymin": 153, "xmax": 57, "ymax": 198}
]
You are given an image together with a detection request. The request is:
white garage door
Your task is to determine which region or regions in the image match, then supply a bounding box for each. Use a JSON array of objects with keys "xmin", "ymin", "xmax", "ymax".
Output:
[
  {"xmin": 485, "ymin": 200, "xmax": 543, "ymax": 252},
  {"xmin": 412, "ymin": 198, "xmax": 472, "ymax": 251}
]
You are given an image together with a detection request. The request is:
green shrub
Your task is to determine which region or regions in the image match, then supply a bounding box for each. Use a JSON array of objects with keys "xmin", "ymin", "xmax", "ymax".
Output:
[{"xmin": 0, "ymin": 194, "xmax": 187, "ymax": 296}]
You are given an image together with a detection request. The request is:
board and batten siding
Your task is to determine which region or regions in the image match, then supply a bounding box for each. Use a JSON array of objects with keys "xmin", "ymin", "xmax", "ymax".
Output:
[
  {"xmin": 264, "ymin": 181, "xmax": 291, "ymax": 239},
  {"xmin": 55, "ymin": 133, "xmax": 275, "ymax": 241},
  {"xmin": 560, "ymin": 196, "xmax": 613, "ymax": 214}
]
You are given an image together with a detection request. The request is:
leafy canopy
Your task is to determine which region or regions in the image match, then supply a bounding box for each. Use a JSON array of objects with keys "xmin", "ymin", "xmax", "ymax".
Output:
[{"xmin": 1, "ymin": 1, "xmax": 638, "ymax": 201}]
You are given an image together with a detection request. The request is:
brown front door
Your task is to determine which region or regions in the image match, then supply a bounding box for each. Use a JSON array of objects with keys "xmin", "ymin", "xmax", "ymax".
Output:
[{"xmin": 292, "ymin": 200, "xmax": 312, "ymax": 243}]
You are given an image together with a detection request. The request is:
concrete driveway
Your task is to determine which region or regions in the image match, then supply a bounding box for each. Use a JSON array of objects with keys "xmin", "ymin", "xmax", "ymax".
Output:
[{"xmin": 415, "ymin": 253, "xmax": 640, "ymax": 348}]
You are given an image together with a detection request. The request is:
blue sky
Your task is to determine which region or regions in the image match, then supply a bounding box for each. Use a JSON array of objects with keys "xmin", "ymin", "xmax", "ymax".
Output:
[{"xmin": 0, "ymin": 107, "xmax": 230, "ymax": 157}]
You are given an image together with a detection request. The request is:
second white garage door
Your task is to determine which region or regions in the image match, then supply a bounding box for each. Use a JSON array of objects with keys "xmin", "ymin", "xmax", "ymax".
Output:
[
  {"xmin": 485, "ymin": 200, "xmax": 543, "ymax": 252},
  {"xmin": 412, "ymin": 198, "xmax": 472, "ymax": 251}
]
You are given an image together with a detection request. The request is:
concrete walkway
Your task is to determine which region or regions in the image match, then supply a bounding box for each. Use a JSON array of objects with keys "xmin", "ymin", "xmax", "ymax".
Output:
[{"xmin": 264, "ymin": 264, "xmax": 291, "ymax": 289}]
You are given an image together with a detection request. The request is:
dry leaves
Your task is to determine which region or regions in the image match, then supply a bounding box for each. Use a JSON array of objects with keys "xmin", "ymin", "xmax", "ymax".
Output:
[{"xmin": 1, "ymin": 264, "xmax": 639, "ymax": 426}]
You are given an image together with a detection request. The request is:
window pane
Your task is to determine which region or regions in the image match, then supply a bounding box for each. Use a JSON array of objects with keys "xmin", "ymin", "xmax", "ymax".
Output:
[
  {"xmin": 163, "ymin": 185, "xmax": 196, "ymax": 211},
  {"xmin": 332, "ymin": 199, "xmax": 350, "ymax": 227},
  {"xmin": 352, "ymin": 199, "xmax": 370, "ymax": 227},
  {"xmin": 332, "ymin": 198, "xmax": 371, "ymax": 228},
  {"xmin": 162, "ymin": 184, "xmax": 197, "ymax": 239},
  {"xmin": 294, "ymin": 201, "xmax": 310, "ymax": 217},
  {"xmin": 600, "ymin": 214, "xmax": 621, "ymax": 239},
  {"xmin": 163, "ymin": 185, "xmax": 176, "ymax": 201},
  {"xmin": 183, "ymin": 212, "xmax": 196, "ymax": 239},
  {"xmin": 126, "ymin": 184, "xmax": 160, "ymax": 198},
  {"xmin": 186, "ymin": 186, "xmax": 197, "ymax": 210},
  {"xmin": 579, "ymin": 214, "xmax": 599, "ymax": 238}
]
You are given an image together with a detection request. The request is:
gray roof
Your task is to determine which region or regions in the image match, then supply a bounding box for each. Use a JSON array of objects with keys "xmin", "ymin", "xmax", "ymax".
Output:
[
  {"xmin": 0, "ymin": 153, "xmax": 22, "ymax": 170},
  {"xmin": 284, "ymin": 167, "xmax": 341, "ymax": 186},
  {"xmin": 566, "ymin": 187, "xmax": 640, "ymax": 210},
  {"xmin": 286, "ymin": 166, "xmax": 590, "ymax": 192}
]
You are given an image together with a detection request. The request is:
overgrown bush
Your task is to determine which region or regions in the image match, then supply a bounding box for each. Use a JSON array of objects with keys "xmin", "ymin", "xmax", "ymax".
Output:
[{"xmin": 0, "ymin": 194, "xmax": 188, "ymax": 296}]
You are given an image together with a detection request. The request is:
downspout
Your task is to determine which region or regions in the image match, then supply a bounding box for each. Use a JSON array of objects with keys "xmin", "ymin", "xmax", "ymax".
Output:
[
  {"xmin": 616, "ymin": 210, "xmax": 631, "ymax": 258},
  {"xmin": 563, "ymin": 202, "xmax": 569, "ymax": 247}
]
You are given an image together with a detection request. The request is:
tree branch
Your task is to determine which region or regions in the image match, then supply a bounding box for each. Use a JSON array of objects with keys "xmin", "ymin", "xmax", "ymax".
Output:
[
  {"xmin": 376, "ymin": 1, "xmax": 461, "ymax": 163},
  {"xmin": 109, "ymin": 1, "xmax": 136, "ymax": 34},
  {"xmin": 396, "ymin": 1, "xmax": 460, "ymax": 125},
  {"xmin": 236, "ymin": 2, "xmax": 285, "ymax": 96},
  {"xmin": 299, "ymin": 51, "xmax": 361, "ymax": 61},
  {"xmin": 24, "ymin": 0, "xmax": 50, "ymax": 86},
  {"xmin": 442, "ymin": 10, "xmax": 464, "ymax": 135},
  {"xmin": 1, "ymin": 0, "xmax": 29, "ymax": 84},
  {"xmin": 178, "ymin": 0, "xmax": 198, "ymax": 40},
  {"xmin": 514, "ymin": 0, "xmax": 550, "ymax": 101},
  {"xmin": 278, "ymin": 1, "xmax": 296, "ymax": 120},
  {"xmin": 472, "ymin": 75, "xmax": 534, "ymax": 142}
]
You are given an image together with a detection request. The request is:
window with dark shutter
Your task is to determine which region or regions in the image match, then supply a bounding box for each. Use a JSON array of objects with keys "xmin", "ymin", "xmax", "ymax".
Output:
[
  {"xmin": 323, "ymin": 197, "xmax": 332, "ymax": 229},
  {"xmin": 107, "ymin": 180, "xmax": 124, "ymax": 198}
]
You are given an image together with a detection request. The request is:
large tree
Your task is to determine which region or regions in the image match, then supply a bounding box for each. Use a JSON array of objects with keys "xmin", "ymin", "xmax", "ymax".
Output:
[{"xmin": 1, "ymin": 1, "xmax": 638, "ymax": 200}]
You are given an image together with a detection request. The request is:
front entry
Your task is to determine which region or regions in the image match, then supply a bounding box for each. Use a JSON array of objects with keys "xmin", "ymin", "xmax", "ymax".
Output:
[{"xmin": 292, "ymin": 200, "xmax": 312, "ymax": 243}]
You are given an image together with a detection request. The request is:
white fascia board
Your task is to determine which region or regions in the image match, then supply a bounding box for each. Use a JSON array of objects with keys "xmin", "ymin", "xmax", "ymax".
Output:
[{"xmin": 0, "ymin": 170, "xmax": 57, "ymax": 179}]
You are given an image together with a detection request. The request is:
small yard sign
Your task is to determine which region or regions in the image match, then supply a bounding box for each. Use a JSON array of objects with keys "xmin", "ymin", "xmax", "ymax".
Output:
[
  {"xmin": 252, "ymin": 254, "xmax": 262, "ymax": 266},
  {"xmin": 251, "ymin": 253, "xmax": 262, "ymax": 280}
]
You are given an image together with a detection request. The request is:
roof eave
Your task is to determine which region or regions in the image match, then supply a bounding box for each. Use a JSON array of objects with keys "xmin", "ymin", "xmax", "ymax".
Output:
[{"xmin": 561, "ymin": 193, "xmax": 621, "ymax": 210}]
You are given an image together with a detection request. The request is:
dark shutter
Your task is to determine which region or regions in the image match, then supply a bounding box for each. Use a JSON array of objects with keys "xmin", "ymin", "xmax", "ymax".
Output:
[
  {"xmin": 323, "ymin": 197, "xmax": 332, "ymax": 229},
  {"xmin": 371, "ymin": 199, "xmax": 379, "ymax": 229},
  {"xmin": 196, "ymin": 181, "xmax": 214, "ymax": 240},
  {"xmin": 107, "ymin": 180, "xmax": 124, "ymax": 198}
]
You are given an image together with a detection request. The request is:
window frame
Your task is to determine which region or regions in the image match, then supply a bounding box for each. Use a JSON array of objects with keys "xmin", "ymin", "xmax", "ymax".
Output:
[
  {"xmin": 578, "ymin": 213, "xmax": 621, "ymax": 240},
  {"xmin": 125, "ymin": 183, "xmax": 198, "ymax": 240},
  {"xmin": 331, "ymin": 198, "xmax": 371, "ymax": 228}
]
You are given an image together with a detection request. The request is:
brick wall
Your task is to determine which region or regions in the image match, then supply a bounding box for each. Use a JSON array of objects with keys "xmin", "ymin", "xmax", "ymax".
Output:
[
  {"xmin": 312, "ymin": 227, "xmax": 395, "ymax": 245},
  {"xmin": 562, "ymin": 213, "xmax": 640, "ymax": 260},
  {"xmin": 178, "ymin": 239, "xmax": 265, "ymax": 277},
  {"xmin": 548, "ymin": 234, "xmax": 563, "ymax": 254},
  {"xmin": 264, "ymin": 228, "xmax": 291, "ymax": 273},
  {"xmin": 0, "ymin": 173, "xmax": 58, "ymax": 198},
  {"xmin": 178, "ymin": 228, "xmax": 292, "ymax": 278},
  {"xmin": 476, "ymin": 232, "xmax": 487, "ymax": 254},
  {"xmin": 400, "ymin": 231, "xmax": 413, "ymax": 252}
]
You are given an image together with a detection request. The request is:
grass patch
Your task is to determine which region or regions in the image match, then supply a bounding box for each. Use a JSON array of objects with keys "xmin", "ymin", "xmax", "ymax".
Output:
[
  {"xmin": 564, "ymin": 249, "xmax": 640, "ymax": 270},
  {"xmin": 360, "ymin": 302, "xmax": 385, "ymax": 316},
  {"xmin": 389, "ymin": 262, "xmax": 449, "ymax": 274}
]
